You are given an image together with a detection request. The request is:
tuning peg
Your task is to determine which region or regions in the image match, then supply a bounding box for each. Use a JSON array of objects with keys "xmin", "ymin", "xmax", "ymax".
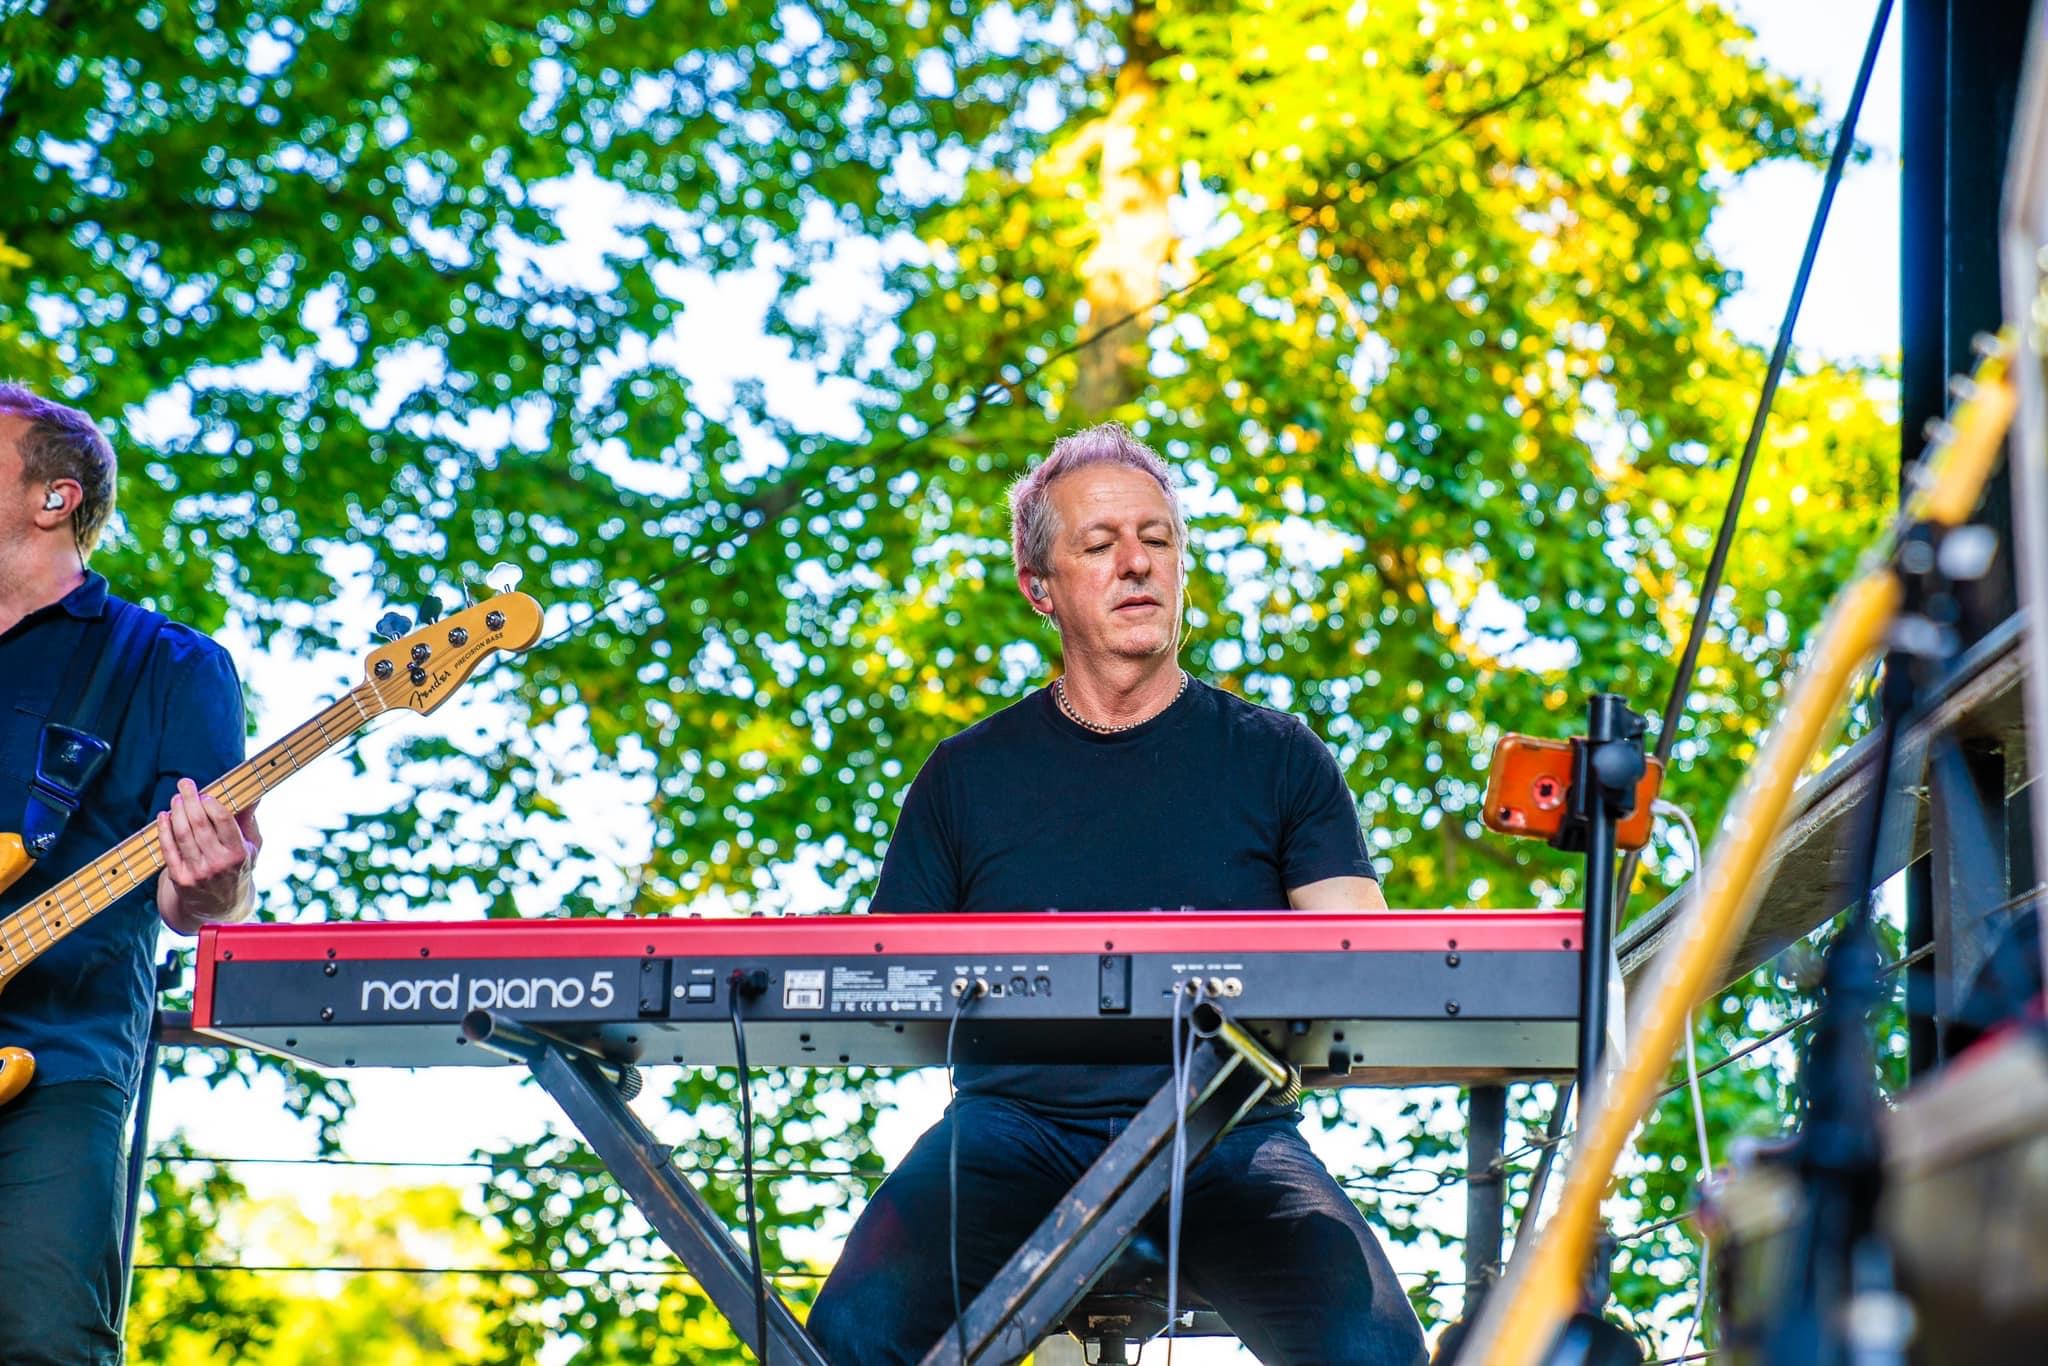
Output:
[
  {"xmin": 374, "ymin": 611, "xmax": 413, "ymax": 642},
  {"xmin": 485, "ymin": 561, "xmax": 524, "ymax": 595},
  {"xmin": 418, "ymin": 591, "xmax": 445, "ymax": 626},
  {"xmin": 1937, "ymin": 523, "xmax": 2000, "ymax": 582}
]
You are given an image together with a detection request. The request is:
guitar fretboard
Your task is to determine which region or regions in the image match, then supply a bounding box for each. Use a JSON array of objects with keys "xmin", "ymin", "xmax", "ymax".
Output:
[{"xmin": 0, "ymin": 684, "xmax": 388, "ymax": 980}]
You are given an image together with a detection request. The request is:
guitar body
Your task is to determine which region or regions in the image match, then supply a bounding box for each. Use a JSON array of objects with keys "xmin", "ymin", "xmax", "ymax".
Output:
[
  {"xmin": 0, "ymin": 836, "xmax": 30, "ymax": 1102},
  {"xmin": 0, "ymin": 1048, "xmax": 32, "ymax": 1106},
  {"xmin": 0, "ymin": 833, "xmax": 28, "ymax": 898}
]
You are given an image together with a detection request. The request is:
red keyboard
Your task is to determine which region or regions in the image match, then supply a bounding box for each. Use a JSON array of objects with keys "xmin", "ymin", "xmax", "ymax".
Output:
[{"xmin": 193, "ymin": 910, "xmax": 1581, "ymax": 1084}]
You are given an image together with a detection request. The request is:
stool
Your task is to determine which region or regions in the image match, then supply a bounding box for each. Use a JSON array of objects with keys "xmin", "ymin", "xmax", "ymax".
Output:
[{"xmin": 1034, "ymin": 1231, "xmax": 1233, "ymax": 1365}]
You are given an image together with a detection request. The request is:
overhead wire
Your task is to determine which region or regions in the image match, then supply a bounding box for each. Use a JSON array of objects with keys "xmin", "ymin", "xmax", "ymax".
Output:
[
  {"xmin": 133, "ymin": 1261, "xmax": 827, "ymax": 1281},
  {"xmin": 142, "ymin": 1151, "xmax": 887, "ymax": 1182},
  {"xmin": 463, "ymin": 0, "xmax": 1699, "ymax": 678},
  {"xmin": 1494, "ymin": 938, "xmax": 1934, "ymax": 1175},
  {"xmin": 146, "ymin": 931, "xmax": 1898, "ymax": 1323}
]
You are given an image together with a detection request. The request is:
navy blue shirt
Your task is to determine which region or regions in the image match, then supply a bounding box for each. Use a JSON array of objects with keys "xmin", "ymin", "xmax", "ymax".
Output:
[
  {"xmin": 0, "ymin": 573, "xmax": 246, "ymax": 1095},
  {"xmin": 870, "ymin": 677, "xmax": 1377, "ymax": 1113}
]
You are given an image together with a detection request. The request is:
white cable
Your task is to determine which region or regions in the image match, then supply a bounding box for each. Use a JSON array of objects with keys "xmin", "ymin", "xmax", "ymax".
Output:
[{"xmin": 1654, "ymin": 797, "xmax": 1713, "ymax": 1359}]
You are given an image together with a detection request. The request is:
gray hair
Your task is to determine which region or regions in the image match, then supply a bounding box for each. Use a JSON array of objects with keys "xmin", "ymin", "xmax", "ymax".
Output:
[
  {"xmin": 1008, "ymin": 422, "xmax": 1186, "ymax": 580},
  {"xmin": 0, "ymin": 383, "xmax": 117, "ymax": 553}
]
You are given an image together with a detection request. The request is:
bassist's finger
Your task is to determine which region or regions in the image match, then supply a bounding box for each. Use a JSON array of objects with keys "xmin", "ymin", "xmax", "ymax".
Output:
[
  {"xmin": 156, "ymin": 811, "xmax": 190, "ymax": 886},
  {"xmin": 167, "ymin": 786, "xmax": 211, "ymax": 872},
  {"xmin": 198, "ymin": 792, "xmax": 243, "ymax": 853}
]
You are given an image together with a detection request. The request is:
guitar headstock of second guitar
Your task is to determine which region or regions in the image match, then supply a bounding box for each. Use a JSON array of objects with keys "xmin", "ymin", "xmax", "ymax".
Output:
[
  {"xmin": 1910, "ymin": 328, "xmax": 2019, "ymax": 529},
  {"xmin": 363, "ymin": 591, "xmax": 545, "ymax": 715}
]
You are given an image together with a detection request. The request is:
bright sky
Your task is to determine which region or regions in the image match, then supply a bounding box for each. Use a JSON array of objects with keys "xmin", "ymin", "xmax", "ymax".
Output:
[{"xmin": 139, "ymin": 2, "xmax": 1908, "ymax": 1361}]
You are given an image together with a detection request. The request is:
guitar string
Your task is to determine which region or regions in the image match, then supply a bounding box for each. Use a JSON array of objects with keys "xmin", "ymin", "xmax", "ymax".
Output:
[{"xmin": 0, "ymin": 685, "xmax": 386, "ymax": 968}]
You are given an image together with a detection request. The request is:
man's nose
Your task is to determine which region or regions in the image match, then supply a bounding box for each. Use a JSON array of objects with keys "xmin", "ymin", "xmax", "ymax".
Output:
[{"xmin": 1119, "ymin": 538, "xmax": 1152, "ymax": 577}]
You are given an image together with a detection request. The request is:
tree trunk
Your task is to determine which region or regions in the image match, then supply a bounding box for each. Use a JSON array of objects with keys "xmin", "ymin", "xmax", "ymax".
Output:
[{"xmin": 1071, "ymin": 2, "xmax": 1173, "ymax": 417}]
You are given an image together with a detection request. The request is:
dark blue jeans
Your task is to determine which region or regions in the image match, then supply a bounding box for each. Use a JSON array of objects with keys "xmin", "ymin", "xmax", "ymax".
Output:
[
  {"xmin": 0, "ymin": 1080, "xmax": 130, "ymax": 1364},
  {"xmin": 809, "ymin": 1096, "xmax": 1426, "ymax": 1366}
]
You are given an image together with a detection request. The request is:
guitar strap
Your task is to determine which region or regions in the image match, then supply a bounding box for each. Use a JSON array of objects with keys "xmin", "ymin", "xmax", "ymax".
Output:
[{"xmin": 21, "ymin": 598, "xmax": 167, "ymax": 859}]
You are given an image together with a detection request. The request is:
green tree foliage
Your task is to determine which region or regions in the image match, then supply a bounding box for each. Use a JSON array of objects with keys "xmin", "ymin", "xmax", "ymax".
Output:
[
  {"xmin": 2, "ymin": 0, "xmax": 1899, "ymax": 1357},
  {"xmin": 130, "ymin": 1137, "xmax": 285, "ymax": 1363},
  {"xmin": 133, "ymin": 1160, "xmax": 510, "ymax": 1363}
]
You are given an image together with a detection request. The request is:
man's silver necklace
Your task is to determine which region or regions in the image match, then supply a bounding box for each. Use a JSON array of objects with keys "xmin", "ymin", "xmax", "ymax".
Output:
[{"xmin": 1054, "ymin": 670, "xmax": 1187, "ymax": 733}]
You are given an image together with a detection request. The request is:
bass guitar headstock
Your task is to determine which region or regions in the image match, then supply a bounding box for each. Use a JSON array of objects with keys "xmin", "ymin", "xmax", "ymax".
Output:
[{"xmin": 363, "ymin": 592, "xmax": 544, "ymax": 715}]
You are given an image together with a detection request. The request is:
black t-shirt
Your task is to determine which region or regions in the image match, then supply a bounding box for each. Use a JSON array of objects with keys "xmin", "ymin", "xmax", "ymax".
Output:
[{"xmin": 871, "ymin": 676, "xmax": 1378, "ymax": 1113}]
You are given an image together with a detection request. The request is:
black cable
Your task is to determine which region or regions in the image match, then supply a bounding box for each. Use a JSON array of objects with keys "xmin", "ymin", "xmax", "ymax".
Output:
[
  {"xmin": 1543, "ymin": 0, "xmax": 1900, "ymax": 1238},
  {"xmin": 1617, "ymin": 0, "xmax": 1897, "ymax": 906},
  {"xmin": 1647, "ymin": 0, "xmax": 1896, "ymax": 779},
  {"xmin": 945, "ymin": 985, "xmax": 979, "ymax": 1364},
  {"xmin": 729, "ymin": 969, "xmax": 772, "ymax": 1366},
  {"xmin": 1158, "ymin": 981, "xmax": 1206, "ymax": 1362}
]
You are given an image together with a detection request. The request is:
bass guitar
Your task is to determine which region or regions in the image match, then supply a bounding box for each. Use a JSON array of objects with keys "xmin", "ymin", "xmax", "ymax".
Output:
[{"xmin": 0, "ymin": 591, "xmax": 544, "ymax": 1103}]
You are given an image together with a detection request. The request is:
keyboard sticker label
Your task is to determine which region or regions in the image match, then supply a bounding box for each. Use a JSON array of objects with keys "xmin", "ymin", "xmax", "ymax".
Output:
[
  {"xmin": 783, "ymin": 969, "xmax": 826, "ymax": 1011},
  {"xmin": 828, "ymin": 965, "xmax": 946, "ymax": 1014}
]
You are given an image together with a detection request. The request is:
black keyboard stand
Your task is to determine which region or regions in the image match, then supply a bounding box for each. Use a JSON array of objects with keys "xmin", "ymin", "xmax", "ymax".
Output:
[
  {"xmin": 464, "ymin": 1002, "xmax": 1292, "ymax": 1366},
  {"xmin": 918, "ymin": 1006, "xmax": 1290, "ymax": 1365},
  {"xmin": 463, "ymin": 1008, "xmax": 830, "ymax": 1366}
]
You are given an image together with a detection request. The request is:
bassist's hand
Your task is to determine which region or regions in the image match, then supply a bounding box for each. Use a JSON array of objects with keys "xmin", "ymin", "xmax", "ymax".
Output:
[{"xmin": 156, "ymin": 778, "xmax": 262, "ymax": 935}]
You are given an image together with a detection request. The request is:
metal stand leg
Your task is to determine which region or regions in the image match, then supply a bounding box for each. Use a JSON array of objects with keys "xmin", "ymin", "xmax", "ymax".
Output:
[
  {"xmin": 1465, "ymin": 1085, "xmax": 1507, "ymax": 1297},
  {"xmin": 1574, "ymin": 694, "xmax": 1648, "ymax": 1112},
  {"xmin": 464, "ymin": 1010, "xmax": 831, "ymax": 1366},
  {"xmin": 917, "ymin": 1010, "xmax": 1288, "ymax": 1366},
  {"xmin": 1431, "ymin": 1086, "xmax": 1509, "ymax": 1364}
]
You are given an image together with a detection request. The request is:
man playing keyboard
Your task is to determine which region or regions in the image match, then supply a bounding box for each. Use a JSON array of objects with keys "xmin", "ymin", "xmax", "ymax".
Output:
[{"xmin": 808, "ymin": 424, "xmax": 1426, "ymax": 1365}]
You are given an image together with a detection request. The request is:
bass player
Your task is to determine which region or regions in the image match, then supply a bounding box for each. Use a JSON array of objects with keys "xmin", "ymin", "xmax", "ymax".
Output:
[{"xmin": 0, "ymin": 383, "xmax": 262, "ymax": 1363}]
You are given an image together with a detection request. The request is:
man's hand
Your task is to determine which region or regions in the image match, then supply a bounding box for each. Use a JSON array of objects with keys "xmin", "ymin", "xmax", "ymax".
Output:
[{"xmin": 155, "ymin": 778, "xmax": 261, "ymax": 935}]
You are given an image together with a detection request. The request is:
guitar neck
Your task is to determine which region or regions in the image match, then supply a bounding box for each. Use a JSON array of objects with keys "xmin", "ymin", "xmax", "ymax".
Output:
[{"xmin": 0, "ymin": 683, "xmax": 389, "ymax": 984}]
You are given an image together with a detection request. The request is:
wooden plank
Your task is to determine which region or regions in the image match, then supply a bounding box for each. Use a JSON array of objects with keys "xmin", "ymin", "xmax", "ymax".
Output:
[{"xmin": 1618, "ymin": 612, "xmax": 2031, "ymax": 990}]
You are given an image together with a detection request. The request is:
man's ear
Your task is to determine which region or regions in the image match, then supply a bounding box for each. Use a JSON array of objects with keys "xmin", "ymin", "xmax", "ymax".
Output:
[
  {"xmin": 1017, "ymin": 568, "xmax": 1052, "ymax": 613},
  {"xmin": 32, "ymin": 478, "xmax": 81, "ymax": 531}
]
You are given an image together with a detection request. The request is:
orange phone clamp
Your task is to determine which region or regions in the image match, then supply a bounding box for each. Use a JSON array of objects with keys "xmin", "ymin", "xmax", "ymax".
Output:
[
  {"xmin": 1483, "ymin": 733, "xmax": 1664, "ymax": 854},
  {"xmin": 1482, "ymin": 696, "xmax": 1663, "ymax": 1105}
]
